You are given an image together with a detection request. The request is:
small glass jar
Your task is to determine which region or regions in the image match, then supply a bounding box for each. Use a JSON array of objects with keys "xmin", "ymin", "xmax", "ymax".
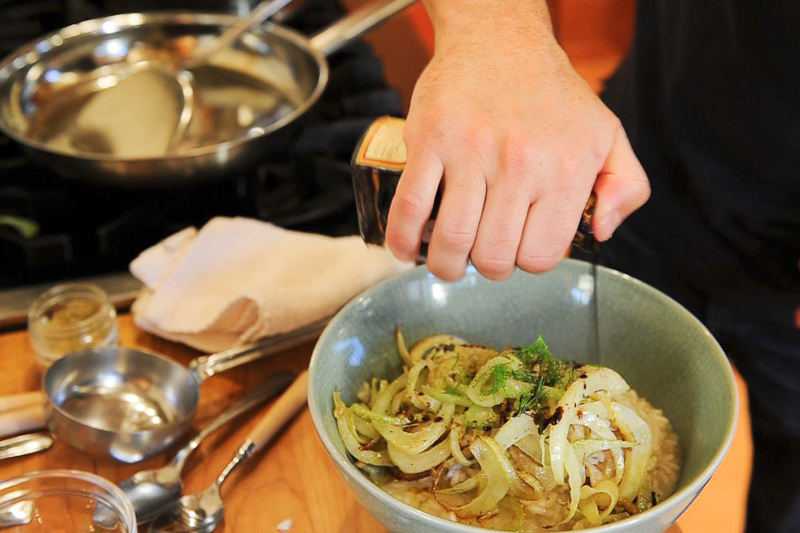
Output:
[
  {"xmin": 27, "ymin": 283, "xmax": 120, "ymax": 368},
  {"xmin": 0, "ymin": 470, "xmax": 136, "ymax": 532}
]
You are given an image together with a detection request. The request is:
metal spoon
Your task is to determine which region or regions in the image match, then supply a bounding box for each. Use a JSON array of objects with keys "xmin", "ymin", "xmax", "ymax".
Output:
[
  {"xmin": 149, "ymin": 370, "xmax": 308, "ymax": 533},
  {"xmin": 120, "ymin": 371, "xmax": 295, "ymax": 525},
  {"xmin": 182, "ymin": 0, "xmax": 293, "ymax": 68},
  {"xmin": 164, "ymin": 0, "xmax": 294, "ymax": 149}
]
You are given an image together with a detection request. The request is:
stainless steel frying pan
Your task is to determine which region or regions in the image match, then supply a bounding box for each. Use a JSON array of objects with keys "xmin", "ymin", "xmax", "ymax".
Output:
[{"xmin": 0, "ymin": 0, "xmax": 416, "ymax": 187}]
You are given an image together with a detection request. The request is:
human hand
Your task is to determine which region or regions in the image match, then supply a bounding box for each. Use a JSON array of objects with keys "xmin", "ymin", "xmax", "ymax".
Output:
[{"xmin": 385, "ymin": 0, "xmax": 650, "ymax": 281}]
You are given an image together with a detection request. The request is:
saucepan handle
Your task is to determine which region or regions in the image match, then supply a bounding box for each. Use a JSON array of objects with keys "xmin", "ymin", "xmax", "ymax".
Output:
[
  {"xmin": 308, "ymin": 0, "xmax": 417, "ymax": 57},
  {"xmin": 0, "ymin": 391, "xmax": 45, "ymax": 415},
  {"xmin": 189, "ymin": 315, "xmax": 330, "ymax": 382},
  {"xmin": 0, "ymin": 390, "xmax": 47, "ymax": 440},
  {"xmin": 189, "ymin": 0, "xmax": 295, "ymax": 65},
  {"xmin": 0, "ymin": 404, "xmax": 47, "ymax": 440}
]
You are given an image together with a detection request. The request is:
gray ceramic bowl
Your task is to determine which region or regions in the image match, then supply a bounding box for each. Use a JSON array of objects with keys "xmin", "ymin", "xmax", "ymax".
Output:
[{"xmin": 309, "ymin": 259, "xmax": 738, "ymax": 533}]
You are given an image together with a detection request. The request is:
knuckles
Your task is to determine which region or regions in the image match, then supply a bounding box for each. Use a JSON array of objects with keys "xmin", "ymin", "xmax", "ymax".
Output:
[
  {"xmin": 397, "ymin": 102, "xmax": 626, "ymax": 280},
  {"xmin": 493, "ymin": 133, "xmax": 593, "ymax": 197},
  {"xmin": 406, "ymin": 111, "xmax": 495, "ymax": 168},
  {"xmin": 552, "ymin": 150, "xmax": 586, "ymax": 185},
  {"xmin": 434, "ymin": 224, "xmax": 477, "ymax": 255},
  {"xmin": 634, "ymin": 176, "xmax": 652, "ymax": 207},
  {"xmin": 497, "ymin": 132, "xmax": 540, "ymax": 181},
  {"xmin": 392, "ymin": 189, "xmax": 430, "ymax": 222}
]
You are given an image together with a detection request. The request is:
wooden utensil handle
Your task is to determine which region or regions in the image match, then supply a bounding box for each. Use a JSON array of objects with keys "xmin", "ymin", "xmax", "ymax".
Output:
[
  {"xmin": 248, "ymin": 370, "xmax": 309, "ymax": 455},
  {"xmin": 0, "ymin": 391, "xmax": 46, "ymax": 415},
  {"xmin": 0, "ymin": 404, "xmax": 47, "ymax": 439}
]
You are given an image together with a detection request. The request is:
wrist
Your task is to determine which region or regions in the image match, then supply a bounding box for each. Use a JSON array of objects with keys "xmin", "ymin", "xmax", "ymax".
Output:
[{"xmin": 423, "ymin": 0, "xmax": 556, "ymax": 48}]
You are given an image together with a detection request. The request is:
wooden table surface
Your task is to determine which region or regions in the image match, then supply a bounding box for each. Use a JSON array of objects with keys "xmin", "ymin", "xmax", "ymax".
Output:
[{"xmin": 0, "ymin": 314, "xmax": 682, "ymax": 533}]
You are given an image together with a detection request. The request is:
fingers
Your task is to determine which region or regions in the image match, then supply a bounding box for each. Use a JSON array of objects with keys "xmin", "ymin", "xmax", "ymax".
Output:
[
  {"xmin": 516, "ymin": 125, "xmax": 649, "ymax": 273},
  {"xmin": 388, "ymin": 122, "xmax": 649, "ymax": 279},
  {"xmin": 388, "ymin": 116, "xmax": 647, "ymax": 279},
  {"xmin": 385, "ymin": 146, "xmax": 444, "ymax": 262},
  {"xmin": 517, "ymin": 181, "xmax": 592, "ymax": 273},
  {"xmin": 592, "ymin": 125, "xmax": 651, "ymax": 241},
  {"xmin": 426, "ymin": 164, "xmax": 486, "ymax": 281},
  {"xmin": 470, "ymin": 173, "xmax": 530, "ymax": 280}
]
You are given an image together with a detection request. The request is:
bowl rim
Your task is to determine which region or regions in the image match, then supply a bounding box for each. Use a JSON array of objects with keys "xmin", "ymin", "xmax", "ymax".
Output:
[{"xmin": 309, "ymin": 259, "xmax": 739, "ymax": 532}]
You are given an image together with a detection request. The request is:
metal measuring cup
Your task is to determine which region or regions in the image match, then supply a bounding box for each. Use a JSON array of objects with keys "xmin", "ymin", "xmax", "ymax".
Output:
[{"xmin": 38, "ymin": 316, "xmax": 327, "ymax": 463}]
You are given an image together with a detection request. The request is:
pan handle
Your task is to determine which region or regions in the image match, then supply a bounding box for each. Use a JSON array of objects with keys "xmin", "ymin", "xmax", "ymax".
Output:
[
  {"xmin": 189, "ymin": 315, "xmax": 331, "ymax": 382},
  {"xmin": 308, "ymin": 0, "xmax": 417, "ymax": 57}
]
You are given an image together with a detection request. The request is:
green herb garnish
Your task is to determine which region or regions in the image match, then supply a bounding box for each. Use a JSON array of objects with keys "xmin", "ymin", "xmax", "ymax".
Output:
[
  {"xmin": 485, "ymin": 363, "xmax": 512, "ymax": 394},
  {"xmin": 512, "ymin": 336, "xmax": 568, "ymax": 416},
  {"xmin": 514, "ymin": 335, "xmax": 564, "ymax": 387},
  {"xmin": 510, "ymin": 369, "xmax": 538, "ymax": 383}
]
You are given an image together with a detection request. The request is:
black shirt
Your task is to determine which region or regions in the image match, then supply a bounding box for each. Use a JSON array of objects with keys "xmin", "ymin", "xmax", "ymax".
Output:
[{"xmin": 602, "ymin": 1, "xmax": 800, "ymax": 294}]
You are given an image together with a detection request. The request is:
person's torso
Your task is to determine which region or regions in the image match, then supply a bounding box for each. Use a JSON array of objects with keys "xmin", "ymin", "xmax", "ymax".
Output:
[{"xmin": 603, "ymin": 0, "xmax": 800, "ymax": 293}]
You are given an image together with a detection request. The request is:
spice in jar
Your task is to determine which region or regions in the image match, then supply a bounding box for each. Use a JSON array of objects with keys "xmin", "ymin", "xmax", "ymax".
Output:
[
  {"xmin": 44, "ymin": 298, "xmax": 101, "ymax": 326},
  {"xmin": 28, "ymin": 283, "xmax": 120, "ymax": 368}
]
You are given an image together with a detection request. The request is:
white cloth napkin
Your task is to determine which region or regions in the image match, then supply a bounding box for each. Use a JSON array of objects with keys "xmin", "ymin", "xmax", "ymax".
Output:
[{"xmin": 130, "ymin": 216, "xmax": 411, "ymax": 353}]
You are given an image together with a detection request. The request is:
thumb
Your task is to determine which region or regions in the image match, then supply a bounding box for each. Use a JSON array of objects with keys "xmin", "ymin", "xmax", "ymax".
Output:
[{"xmin": 592, "ymin": 125, "xmax": 651, "ymax": 241}]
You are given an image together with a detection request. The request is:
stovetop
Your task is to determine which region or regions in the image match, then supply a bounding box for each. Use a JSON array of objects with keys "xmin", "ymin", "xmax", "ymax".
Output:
[{"xmin": 0, "ymin": 0, "xmax": 404, "ymax": 327}]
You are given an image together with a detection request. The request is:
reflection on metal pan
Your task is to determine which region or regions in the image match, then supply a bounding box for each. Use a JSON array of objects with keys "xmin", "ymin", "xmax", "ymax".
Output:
[{"xmin": 0, "ymin": 0, "xmax": 416, "ymax": 187}]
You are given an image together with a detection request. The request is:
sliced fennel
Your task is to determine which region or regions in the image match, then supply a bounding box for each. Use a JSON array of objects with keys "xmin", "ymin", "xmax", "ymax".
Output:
[
  {"xmin": 548, "ymin": 367, "xmax": 629, "ymax": 485},
  {"xmin": 333, "ymin": 331, "xmax": 676, "ymax": 531}
]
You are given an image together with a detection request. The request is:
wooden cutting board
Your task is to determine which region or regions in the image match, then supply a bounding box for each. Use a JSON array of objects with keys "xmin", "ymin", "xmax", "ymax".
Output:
[{"xmin": 0, "ymin": 314, "xmax": 684, "ymax": 532}]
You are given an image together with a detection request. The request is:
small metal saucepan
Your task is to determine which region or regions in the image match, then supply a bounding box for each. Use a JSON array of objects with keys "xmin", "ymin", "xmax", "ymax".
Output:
[
  {"xmin": 39, "ymin": 316, "xmax": 326, "ymax": 463},
  {"xmin": 0, "ymin": 0, "xmax": 416, "ymax": 188}
]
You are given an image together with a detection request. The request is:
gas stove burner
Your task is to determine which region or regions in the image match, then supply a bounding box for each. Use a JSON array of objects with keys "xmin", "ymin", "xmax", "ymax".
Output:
[{"xmin": 0, "ymin": 2, "xmax": 404, "ymax": 290}]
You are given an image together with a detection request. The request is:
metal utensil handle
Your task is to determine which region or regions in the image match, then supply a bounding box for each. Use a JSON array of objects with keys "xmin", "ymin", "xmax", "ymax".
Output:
[
  {"xmin": 190, "ymin": 315, "xmax": 330, "ymax": 381},
  {"xmin": 0, "ymin": 432, "xmax": 53, "ymax": 461},
  {"xmin": 215, "ymin": 370, "xmax": 308, "ymax": 488},
  {"xmin": 309, "ymin": 0, "xmax": 417, "ymax": 57},
  {"xmin": 169, "ymin": 370, "xmax": 295, "ymax": 470},
  {"xmin": 190, "ymin": 0, "xmax": 294, "ymax": 64}
]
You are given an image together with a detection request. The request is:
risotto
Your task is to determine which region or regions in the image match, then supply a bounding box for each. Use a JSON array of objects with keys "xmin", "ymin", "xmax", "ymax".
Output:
[{"xmin": 334, "ymin": 331, "xmax": 681, "ymax": 531}]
